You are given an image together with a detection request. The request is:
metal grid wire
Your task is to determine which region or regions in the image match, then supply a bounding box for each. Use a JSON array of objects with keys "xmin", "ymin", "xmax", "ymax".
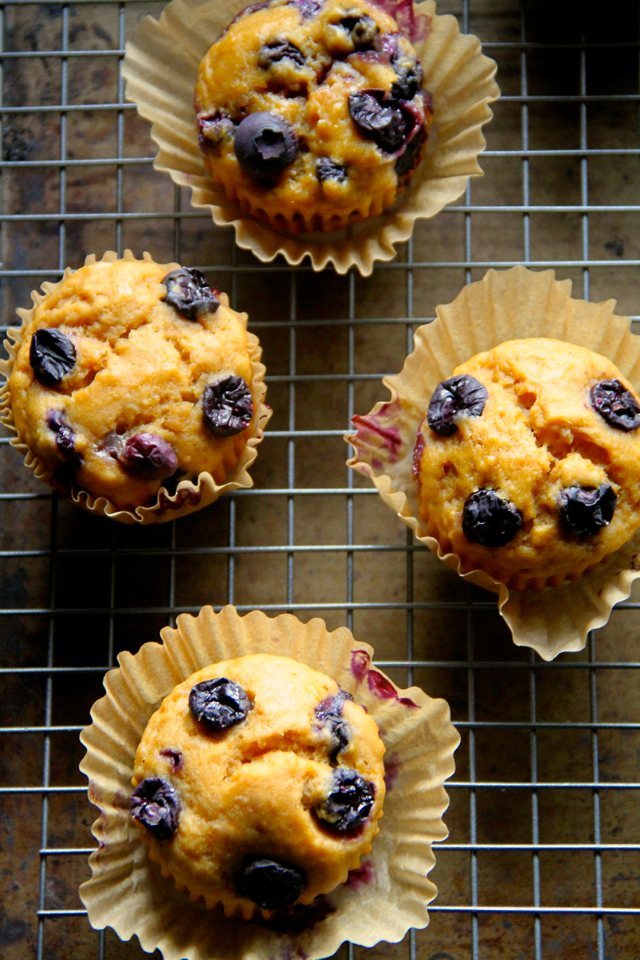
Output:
[{"xmin": 1, "ymin": 0, "xmax": 640, "ymax": 957}]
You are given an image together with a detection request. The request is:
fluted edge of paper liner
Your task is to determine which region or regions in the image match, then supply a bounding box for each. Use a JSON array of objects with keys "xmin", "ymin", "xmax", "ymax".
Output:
[
  {"xmin": 78, "ymin": 604, "xmax": 460, "ymax": 959},
  {"xmin": 121, "ymin": 0, "xmax": 500, "ymax": 276},
  {"xmin": 0, "ymin": 250, "xmax": 272, "ymax": 525},
  {"xmin": 345, "ymin": 265, "xmax": 640, "ymax": 661}
]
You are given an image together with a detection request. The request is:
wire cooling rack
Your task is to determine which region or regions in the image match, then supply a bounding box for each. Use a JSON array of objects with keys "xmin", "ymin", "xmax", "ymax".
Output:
[{"xmin": 2, "ymin": 0, "xmax": 640, "ymax": 957}]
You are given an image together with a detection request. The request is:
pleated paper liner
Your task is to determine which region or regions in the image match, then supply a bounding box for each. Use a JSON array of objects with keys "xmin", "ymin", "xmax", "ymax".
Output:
[
  {"xmin": 79, "ymin": 605, "xmax": 460, "ymax": 960},
  {"xmin": 0, "ymin": 250, "xmax": 271, "ymax": 525},
  {"xmin": 121, "ymin": 0, "xmax": 499, "ymax": 276},
  {"xmin": 346, "ymin": 266, "xmax": 640, "ymax": 661}
]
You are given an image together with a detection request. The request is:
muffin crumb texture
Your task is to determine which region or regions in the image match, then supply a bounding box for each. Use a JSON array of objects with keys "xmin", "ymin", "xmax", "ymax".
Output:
[
  {"xmin": 9, "ymin": 258, "xmax": 258, "ymax": 511},
  {"xmin": 415, "ymin": 338, "xmax": 640, "ymax": 592},
  {"xmin": 195, "ymin": 0, "xmax": 433, "ymax": 233},
  {"xmin": 131, "ymin": 654, "xmax": 386, "ymax": 919}
]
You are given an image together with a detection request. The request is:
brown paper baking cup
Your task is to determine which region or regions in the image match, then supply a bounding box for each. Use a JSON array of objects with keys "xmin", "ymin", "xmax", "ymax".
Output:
[
  {"xmin": 346, "ymin": 266, "xmax": 640, "ymax": 661},
  {"xmin": 79, "ymin": 605, "xmax": 459, "ymax": 959},
  {"xmin": 0, "ymin": 250, "xmax": 271, "ymax": 525},
  {"xmin": 122, "ymin": 0, "xmax": 499, "ymax": 276}
]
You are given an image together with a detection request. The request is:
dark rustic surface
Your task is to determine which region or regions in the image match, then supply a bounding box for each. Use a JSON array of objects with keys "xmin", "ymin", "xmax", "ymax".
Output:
[{"xmin": 1, "ymin": 0, "xmax": 640, "ymax": 958}]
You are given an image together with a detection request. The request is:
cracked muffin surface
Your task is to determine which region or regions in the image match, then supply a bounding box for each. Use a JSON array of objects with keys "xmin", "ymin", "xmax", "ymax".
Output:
[
  {"xmin": 194, "ymin": 0, "xmax": 433, "ymax": 233},
  {"xmin": 9, "ymin": 258, "xmax": 258, "ymax": 511},
  {"xmin": 414, "ymin": 338, "xmax": 640, "ymax": 592},
  {"xmin": 131, "ymin": 654, "xmax": 386, "ymax": 918}
]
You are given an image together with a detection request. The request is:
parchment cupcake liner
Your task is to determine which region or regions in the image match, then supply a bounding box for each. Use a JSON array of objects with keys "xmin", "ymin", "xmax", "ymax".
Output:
[
  {"xmin": 345, "ymin": 266, "xmax": 640, "ymax": 661},
  {"xmin": 122, "ymin": 0, "xmax": 499, "ymax": 276},
  {"xmin": 0, "ymin": 250, "xmax": 271, "ymax": 525},
  {"xmin": 79, "ymin": 604, "xmax": 460, "ymax": 960}
]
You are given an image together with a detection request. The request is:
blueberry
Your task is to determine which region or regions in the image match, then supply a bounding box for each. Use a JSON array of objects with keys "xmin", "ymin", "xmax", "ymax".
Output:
[
  {"xmin": 130, "ymin": 777, "xmax": 181, "ymax": 841},
  {"xmin": 390, "ymin": 59, "xmax": 423, "ymax": 100},
  {"xmin": 158, "ymin": 747, "xmax": 184, "ymax": 772},
  {"xmin": 339, "ymin": 15, "xmax": 379, "ymax": 49},
  {"xmin": 557, "ymin": 484, "xmax": 617, "ymax": 537},
  {"xmin": 234, "ymin": 112, "xmax": 299, "ymax": 179},
  {"xmin": 427, "ymin": 375, "xmax": 489, "ymax": 437},
  {"xmin": 291, "ymin": 0, "xmax": 323, "ymax": 19},
  {"xmin": 373, "ymin": 31, "xmax": 399, "ymax": 61},
  {"xmin": 395, "ymin": 125, "xmax": 425, "ymax": 179},
  {"xmin": 258, "ymin": 41, "xmax": 305, "ymax": 68},
  {"xmin": 47, "ymin": 410, "xmax": 81, "ymax": 468},
  {"xmin": 30, "ymin": 328, "xmax": 76, "ymax": 387},
  {"xmin": 162, "ymin": 268, "xmax": 219, "ymax": 321},
  {"xmin": 189, "ymin": 676, "xmax": 253, "ymax": 732},
  {"xmin": 316, "ymin": 157, "xmax": 347, "ymax": 183},
  {"xmin": 198, "ymin": 113, "xmax": 236, "ymax": 153},
  {"xmin": 119, "ymin": 433, "xmax": 178, "ymax": 481},
  {"xmin": 236, "ymin": 858, "xmax": 306, "ymax": 910},
  {"xmin": 462, "ymin": 489, "xmax": 523, "ymax": 547},
  {"xmin": 202, "ymin": 375, "xmax": 253, "ymax": 437},
  {"xmin": 315, "ymin": 689, "xmax": 354, "ymax": 761},
  {"xmin": 348, "ymin": 91, "xmax": 408, "ymax": 153},
  {"xmin": 97, "ymin": 430, "xmax": 122, "ymax": 459},
  {"xmin": 56, "ymin": 423, "xmax": 76, "ymax": 460},
  {"xmin": 590, "ymin": 379, "xmax": 640, "ymax": 432},
  {"xmin": 315, "ymin": 768, "xmax": 376, "ymax": 832}
]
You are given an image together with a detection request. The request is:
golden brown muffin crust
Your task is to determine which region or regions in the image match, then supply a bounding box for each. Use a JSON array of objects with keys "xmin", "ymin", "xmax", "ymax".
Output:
[
  {"xmin": 132, "ymin": 654, "xmax": 386, "ymax": 918},
  {"xmin": 415, "ymin": 339, "xmax": 640, "ymax": 591},
  {"xmin": 9, "ymin": 259, "xmax": 257, "ymax": 510},
  {"xmin": 195, "ymin": 0, "xmax": 432, "ymax": 233}
]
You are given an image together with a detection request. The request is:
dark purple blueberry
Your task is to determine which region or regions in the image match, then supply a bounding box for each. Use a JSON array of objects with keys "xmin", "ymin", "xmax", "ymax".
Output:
[
  {"xmin": 47, "ymin": 409, "xmax": 81, "ymax": 468},
  {"xmin": 316, "ymin": 157, "xmax": 347, "ymax": 183},
  {"xmin": 339, "ymin": 14, "xmax": 379, "ymax": 49},
  {"xmin": 258, "ymin": 41, "xmax": 305, "ymax": 68},
  {"xmin": 119, "ymin": 433, "xmax": 178, "ymax": 481},
  {"xmin": 557, "ymin": 484, "xmax": 617, "ymax": 537},
  {"xmin": 315, "ymin": 689, "xmax": 354, "ymax": 761},
  {"xmin": 130, "ymin": 777, "xmax": 181, "ymax": 841},
  {"xmin": 189, "ymin": 676, "xmax": 253, "ymax": 732},
  {"xmin": 394, "ymin": 125, "xmax": 425, "ymax": 179},
  {"xmin": 234, "ymin": 112, "xmax": 299, "ymax": 179},
  {"xmin": 290, "ymin": 0, "xmax": 323, "ymax": 19},
  {"xmin": 590, "ymin": 379, "xmax": 640, "ymax": 432},
  {"xmin": 202, "ymin": 376, "xmax": 253, "ymax": 437},
  {"xmin": 162, "ymin": 267, "xmax": 219, "ymax": 321},
  {"xmin": 158, "ymin": 747, "xmax": 184, "ymax": 772},
  {"xmin": 315, "ymin": 768, "xmax": 375, "ymax": 832},
  {"xmin": 427, "ymin": 375, "xmax": 488, "ymax": 437},
  {"xmin": 97, "ymin": 430, "xmax": 122, "ymax": 459},
  {"xmin": 390, "ymin": 59, "xmax": 423, "ymax": 100},
  {"xmin": 30, "ymin": 328, "xmax": 76, "ymax": 387},
  {"xmin": 198, "ymin": 113, "xmax": 236, "ymax": 153},
  {"xmin": 236, "ymin": 858, "xmax": 306, "ymax": 910},
  {"xmin": 348, "ymin": 91, "xmax": 408, "ymax": 153},
  {"xmin": 56, "ymin": 423, "xmax": 76, "ymax": 460},
  {"xmin": 462, "ymin": 489, "xmax": 523, "ymax": 547},
  {"xmin": 373, "ymin": 31, "xmax": 399, "ymax": 61},
  {"xmin": 316, "ymin": 689, "xmax": 354, "ymax": 720}
]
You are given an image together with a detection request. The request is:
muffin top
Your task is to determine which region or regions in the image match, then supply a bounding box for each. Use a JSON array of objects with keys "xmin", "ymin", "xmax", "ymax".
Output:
[
  {"xmin": 9, "ymin": 258, "xmax": 257, "ymax": 511},
  {"xmin": 194, "ymin": 0, "xmax": 432, "ymax": 232},
  {"xmin": 414, "ymin": 338, "xmax": 640, "ymax": 591},
  {"xmin": 131, "ymin": 654, "xmax": 386, "ymax": 918}
]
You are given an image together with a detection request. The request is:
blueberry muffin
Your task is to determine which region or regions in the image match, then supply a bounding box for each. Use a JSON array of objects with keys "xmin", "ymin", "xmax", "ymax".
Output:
[
  {"xmin": 194, "ymin": 0, "xmax": 433, "ymax": 233},
  {"xmin": 130, "ymin": 654, "xmax": 386, "ymax": 918},
  {"xmin": 414, "ymin": 338, "xmax": 640, "ymax": 592},
  {"xmin": 7, "ymin": 256, "xmax": 264, "ymax": 516}
]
